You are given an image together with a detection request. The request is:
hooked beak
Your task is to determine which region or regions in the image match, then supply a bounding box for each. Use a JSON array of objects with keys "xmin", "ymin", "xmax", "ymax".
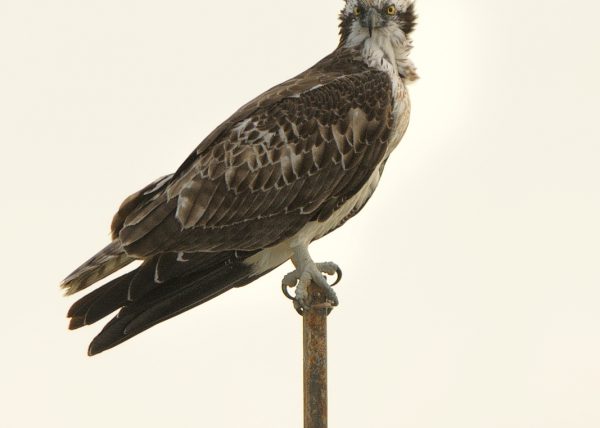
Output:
[{"xmin": 363, "ymin": 8, "xmax": 383, "ymax": 37}]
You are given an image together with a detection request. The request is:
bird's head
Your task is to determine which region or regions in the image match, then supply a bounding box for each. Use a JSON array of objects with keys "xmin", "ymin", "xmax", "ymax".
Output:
[
  {"xmin": 340, "ymin": 0, "xmax": 416, "ymax": 42},
  {"xmin": 339, "ymin": 0, "xmax": 417, "ymax": 80}
]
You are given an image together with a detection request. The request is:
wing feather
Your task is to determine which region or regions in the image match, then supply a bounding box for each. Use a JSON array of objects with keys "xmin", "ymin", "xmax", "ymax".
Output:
[{"xmin": 113, "ymin": 50, "xmax": 394, "ymax": 257}]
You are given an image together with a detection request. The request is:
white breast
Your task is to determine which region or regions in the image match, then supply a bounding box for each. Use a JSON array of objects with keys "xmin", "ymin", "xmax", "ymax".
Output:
[
  {"xmin": 356, "ymin": 28, "xmax": 411, "ymax": 157},
  {"xmin": 387, "ymin": 77, "xmax": 411, "ymax": 157},
  {"xmin": 294, "ymin": 168, "xmax": 382, "ymax": 245},
  {"xmin": 245, "ymin": 170, "xmax": 382, "ymax": 274}
]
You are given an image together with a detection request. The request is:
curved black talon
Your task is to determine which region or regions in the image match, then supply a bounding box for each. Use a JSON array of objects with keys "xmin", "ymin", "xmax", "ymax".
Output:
[
  {"xmin": 332, "ymin": 266, "xmax": 343, "ymax": 286},
  {"xmin": 282, "ymin": 282, "xmax": 295, "ymax": 301},
  {"xmin": 282, "ymin": 266, "xmax": 343, "ymax": 317},
  {"xmin": 318, "ymin": 265, "xmax": 342, "ymax": 287},
  {"xmin": 293, "ymin": 300, "xmax": 305, "ymax": 316},
  {"xmin": 282, "ymin": 283, "xmax": 305, "ymax": 315}
]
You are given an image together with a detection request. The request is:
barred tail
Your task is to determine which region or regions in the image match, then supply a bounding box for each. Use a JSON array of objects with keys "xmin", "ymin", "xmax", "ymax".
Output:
[{"xmin": 60, "ymin": 240, "xmax": 135, "ymax": 296}]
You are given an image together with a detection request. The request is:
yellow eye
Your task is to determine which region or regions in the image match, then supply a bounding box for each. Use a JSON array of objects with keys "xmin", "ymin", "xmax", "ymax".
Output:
[
  {"xmin": 387, "ymin": 5, "xmax": 397, "ymax": 15},
  {"xmin": 354, "ymin": 6, "xmax": 362, "ymax": 16}
]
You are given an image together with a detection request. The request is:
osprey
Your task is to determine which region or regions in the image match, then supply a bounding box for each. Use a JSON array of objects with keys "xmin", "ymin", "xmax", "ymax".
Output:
[{"xmin": 62, "ymin": 0, "xmax": 417, "ymax": 355}]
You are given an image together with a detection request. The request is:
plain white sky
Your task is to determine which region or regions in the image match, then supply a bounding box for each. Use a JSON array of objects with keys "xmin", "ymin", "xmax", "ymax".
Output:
[{"xmin": 1, "ymin": 0, "xmax": 599, "ymax": 427}]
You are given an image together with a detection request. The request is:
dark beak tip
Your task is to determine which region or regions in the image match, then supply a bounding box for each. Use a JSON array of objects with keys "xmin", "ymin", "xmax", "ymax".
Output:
[{"xmin": 365, "ymin": 8, "xmax": 379, "ymax": 38}]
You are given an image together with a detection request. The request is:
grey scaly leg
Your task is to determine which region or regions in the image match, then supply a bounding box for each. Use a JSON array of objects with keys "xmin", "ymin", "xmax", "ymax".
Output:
[{"xmin": 281, "ymin": 245, "xmax": 342, "ymax": 310}]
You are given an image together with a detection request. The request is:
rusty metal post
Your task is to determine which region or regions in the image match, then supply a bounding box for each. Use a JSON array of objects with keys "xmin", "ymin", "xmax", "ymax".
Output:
[{"xmin": 303, "ymin": 281, "xmax": 328, "ymax": 428}]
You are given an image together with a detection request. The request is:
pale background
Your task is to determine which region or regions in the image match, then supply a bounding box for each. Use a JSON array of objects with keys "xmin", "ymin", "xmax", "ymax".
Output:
[{"xmin": 1, "ymin": 0, "xmax": 599, "ymax": 427}]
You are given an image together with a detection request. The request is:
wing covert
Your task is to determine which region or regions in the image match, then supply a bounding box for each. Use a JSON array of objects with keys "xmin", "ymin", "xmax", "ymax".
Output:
[{"xmin": 116, "ymin": 59, "xmax": 394, "ymax": 257}]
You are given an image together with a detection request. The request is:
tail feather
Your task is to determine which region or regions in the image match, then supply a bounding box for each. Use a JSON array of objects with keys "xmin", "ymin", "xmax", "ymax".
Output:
[
  {"xmin": 65, "ymin": 249, "xmax": 278, "ymax": 356},
  {"xmin": 67, "ymin": 270, "xmax": 136, "ymax": 330},
  {"xmin": 88, "ymin": 268, "xmax": 241, "ymax": 356},
  {"xmin": 61, "ymin": 240, "xmax": 135, "ymax": 296}
]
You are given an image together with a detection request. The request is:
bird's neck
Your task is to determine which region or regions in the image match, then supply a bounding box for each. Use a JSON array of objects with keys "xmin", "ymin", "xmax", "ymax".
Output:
[{"xmin": 344, "ymin": 27, "xmax": 418, "ymax": 82}]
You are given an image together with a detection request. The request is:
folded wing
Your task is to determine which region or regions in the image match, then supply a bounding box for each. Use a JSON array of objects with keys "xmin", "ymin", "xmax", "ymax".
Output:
[{"xmin": 115, "ymin": 54, "xmax": 394, "ymax": 258}]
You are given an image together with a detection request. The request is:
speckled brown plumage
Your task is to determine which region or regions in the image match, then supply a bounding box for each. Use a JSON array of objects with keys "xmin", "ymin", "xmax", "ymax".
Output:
[
  {"xmin": 61, "ymin": 0, "xmax": 417, "ymax": 355},
  {"xmin": 116, "ymin": 49, "xmax": 394, "ymax": 257}
]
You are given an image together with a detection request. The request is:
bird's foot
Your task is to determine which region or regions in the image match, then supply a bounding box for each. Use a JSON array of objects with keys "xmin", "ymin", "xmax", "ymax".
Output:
[{"xmin": 282, "ymin": 261, "xmax": 342, "ymax": 315}]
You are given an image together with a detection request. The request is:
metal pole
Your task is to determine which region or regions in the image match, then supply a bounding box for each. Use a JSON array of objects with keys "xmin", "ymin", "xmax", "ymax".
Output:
[{"xmin": 303, "ymin": 281, "xmax": 328, "ymax": 428}]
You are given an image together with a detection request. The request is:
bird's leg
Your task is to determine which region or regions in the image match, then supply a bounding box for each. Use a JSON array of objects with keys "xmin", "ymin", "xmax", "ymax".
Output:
[{"xmin": 281, "ymin": 245, "xmax": 342, "ymax": 312}]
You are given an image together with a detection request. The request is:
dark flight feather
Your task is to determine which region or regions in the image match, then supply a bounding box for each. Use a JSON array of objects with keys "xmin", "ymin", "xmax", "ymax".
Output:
[{"xmin": 84, "ymin": 252, "xmax": 268, "ymax": 356}]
